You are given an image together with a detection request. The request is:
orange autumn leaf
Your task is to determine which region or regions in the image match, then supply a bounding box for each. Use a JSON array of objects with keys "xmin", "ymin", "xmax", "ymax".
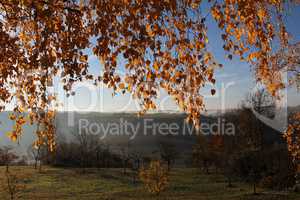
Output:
[{"xmin": 0, "ymin": 0, "xmax": 296, "ymax": 150}]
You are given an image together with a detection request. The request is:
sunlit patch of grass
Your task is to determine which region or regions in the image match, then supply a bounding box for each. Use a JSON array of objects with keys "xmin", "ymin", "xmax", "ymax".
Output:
[{"xmin": 0, "ymin": 166, "xmax": 299, "ymax": 200}]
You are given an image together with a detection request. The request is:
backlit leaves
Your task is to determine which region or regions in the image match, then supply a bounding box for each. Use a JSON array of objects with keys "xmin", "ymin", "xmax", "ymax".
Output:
[
  {"xmin": 211, "ymin": 0, "xmax": 293, "ymax": 96},
  {"xmin": 0, "ymin": 0, "xmax": 297, "ymax": 150},
  {"xmin": 278, "ymin": 42, "xmax": 300, "ymax": 161},
  {"xmin": 284, "ymin": 113, "xmax": 300, "ymax": 160}
]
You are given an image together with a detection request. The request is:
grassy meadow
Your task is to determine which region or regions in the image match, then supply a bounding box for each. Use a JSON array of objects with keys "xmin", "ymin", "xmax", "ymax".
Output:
[{"xmin": 0, "ymin": 166, "xmax": 299, "ymax": 200}]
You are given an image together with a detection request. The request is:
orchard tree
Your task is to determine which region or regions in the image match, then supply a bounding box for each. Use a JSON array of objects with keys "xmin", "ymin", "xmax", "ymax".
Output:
[
  {"xmin": 193, "ymin": 133, "xmax": 212, "ymax": 174},
  {"xmin": 0, "ymin": 0, "xmax": 299, "ymax": 151},
  {"xmin": 237, "ymin": 89, "xmax": 275, "ymax": 151},
  {"xmin": 158, "ymin": 141, "xmax": 179, "ymax": 171}
]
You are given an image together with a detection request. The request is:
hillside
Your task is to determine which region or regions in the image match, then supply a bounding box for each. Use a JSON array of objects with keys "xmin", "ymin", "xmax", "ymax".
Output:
[{"xmin": 0, "ymin": 110, "xmax": 287, "ymax": 158}]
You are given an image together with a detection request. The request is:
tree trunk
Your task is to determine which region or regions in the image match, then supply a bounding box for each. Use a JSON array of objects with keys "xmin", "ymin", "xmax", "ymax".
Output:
[
  {"xmin": 34, "ymin": 159, "xmax": 38, "ymax": 170},
  {"xmin": 227, "ymin": 177, "xmax": 233, "ymax": 187},
  {"xmin": 39, "ymin": 161, "xmax": 42, "ymax": 173},
  {"xmin": 123, "ymin": 159, "xmax": 127, "ymax": 174}
]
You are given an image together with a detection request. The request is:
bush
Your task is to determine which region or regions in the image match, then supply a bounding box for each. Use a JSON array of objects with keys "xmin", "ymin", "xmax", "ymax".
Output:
[
  {"xmin": 139, "ymin": 160, "xmax": 169, "ymax": 196},
  {"xmin": 260, "ymin": 176, "xmax": 273, "ymax": 189}
]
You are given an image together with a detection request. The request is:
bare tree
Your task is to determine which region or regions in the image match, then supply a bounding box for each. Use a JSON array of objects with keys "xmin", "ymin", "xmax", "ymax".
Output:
[
  {"xmin": 238, "ymin": 88, "xmax": 276, "ymax": 150},
  {"xmin": 73, "ymin": 130, "xmax": 90, "ymax": 172},
  {"xmin": 271, "ymin": 42, "xmax": 300, "ymax": 89},
  {"xmin": 119, "ymin": 141, "xmax": 131, "ymax": 175},
  {"xmin": 72, "ymin": 128, "xmax": 100, "ymax": 172},
  {"xmin": 27, "ymin": 145, "xmax": 45, "ymax": 171},
  {"xmin": 247, "ymin": 87, "xmax": 275, "ymax": 118},
  {"xmin": 0, "ymin": 146, "xmax": 18, "ymax": 172},
  {"xmin": 129, "ymin": 149, "xmax": 143, "ymax": 184},
  {"xmin": 158, "ymin": 140, "xmax": 179, "ymax": 171},
  {"xmin": 193, "ymin": 134, "xmax": 212, "ymax": 174}
]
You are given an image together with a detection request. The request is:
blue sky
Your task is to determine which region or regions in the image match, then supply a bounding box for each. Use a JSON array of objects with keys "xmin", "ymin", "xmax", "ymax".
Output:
[{"xmin": 56, "ymin": 5, "xmax": 300, "ymax": 113}]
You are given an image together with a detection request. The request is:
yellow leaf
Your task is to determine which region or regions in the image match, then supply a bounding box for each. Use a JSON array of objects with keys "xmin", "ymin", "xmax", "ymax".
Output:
[
  {"xmin": 79, "ymin": 55, "xmax": 88, "ymax": 62},
  {"xmin": 9, "ymin": 114, "xmax": 16, "ymax": 120},
  {"xmin": 153, "ymin": 62, "xmax": 160, "ymax": 71}
]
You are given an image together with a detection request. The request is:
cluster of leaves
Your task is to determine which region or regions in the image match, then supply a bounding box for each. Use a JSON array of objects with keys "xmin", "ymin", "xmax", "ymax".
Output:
[
  {"xmin": 139, "ymin": 160, "xmax": 169, "ymax": 196},
  {"xmin": 211, "ymin": 0, "xmax": 294, "ymax": 96},
  {"xmin": 284, "ymin": 112, "xmax": 300, "ymax": 161},
  {"xmin": 0, "ymin": 0, "xmax": 298, "ymax": 149},
  {"xmin": 271, "ymin": 42, "xmax": 300, "ymax": 90},
  {"xmin": 274, "ymin": 42, "xmax": 300, "ymax": 162}
]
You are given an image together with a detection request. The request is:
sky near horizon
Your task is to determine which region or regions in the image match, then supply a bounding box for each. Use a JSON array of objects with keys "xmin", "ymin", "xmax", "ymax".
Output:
[{"xmin": 52, "ymin": 5, "xmax": 300, "ymax": 113}]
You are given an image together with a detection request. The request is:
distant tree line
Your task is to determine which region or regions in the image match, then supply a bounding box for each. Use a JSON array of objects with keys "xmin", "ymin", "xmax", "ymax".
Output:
[
  {"xmin": 192, "ymin": 89, "xmax": 296, "ymax": 193},
  {"xmin": 0, "ymin": 146, "xmax": 27, "ymax": 172},
  {"xmin": 0, "ymin": 89, "xmax": 297, "ymax": 194}
]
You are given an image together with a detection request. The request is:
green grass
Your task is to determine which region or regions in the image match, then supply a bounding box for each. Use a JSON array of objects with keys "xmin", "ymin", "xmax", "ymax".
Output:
[{"xmin": 0, "ymin": 166, "xmax": 299, "ymax": 200}]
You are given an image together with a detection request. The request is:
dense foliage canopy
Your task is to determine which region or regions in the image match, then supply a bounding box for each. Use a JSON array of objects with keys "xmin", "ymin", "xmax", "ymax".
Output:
[{"xmin": 0, "ymin": 0, "xmax": 299, "ymax": 151}]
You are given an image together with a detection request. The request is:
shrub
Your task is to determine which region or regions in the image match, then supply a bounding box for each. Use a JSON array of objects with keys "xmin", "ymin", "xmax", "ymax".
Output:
[
  {"xmin": 260, "ymin": 176, "xmax": 273, "ymax": 189},
  {"xmin": 139, "ymin": 160, "xmax": 169, "ymax": 196}
]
